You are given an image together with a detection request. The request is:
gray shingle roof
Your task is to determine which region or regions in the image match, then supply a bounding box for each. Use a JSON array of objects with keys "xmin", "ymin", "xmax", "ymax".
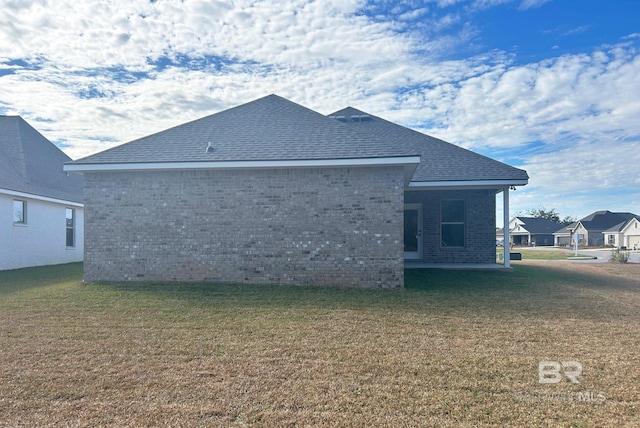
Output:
[
  {"xmin": 72, "ymin": 95, "xmax": 417, "ymax": 165},
  {"xmin": 513, "ymin": 216, "xmax": 562, "ymax": 234},
  {"xmin": 0, "ymin": 116, "xmax": 83, "ymax": 203},
  {"xmin": 70, "ymin": 94, "xmax": 528, "ymax": 184},
  {"xmin": 605, "ymin": 216, "xmax": 640, "ymax": 233},
  {"xmin": 553, "ymin": 223, "xmax": 577, "ymax": 235},
  {"xmin": 579, "ymin": 211, "xmax": 639, "ymax": 231},
  {"xmin": 329, "ymin": 107, "xmax": 529, "ymax": 183},
  {"xmin": 555, "ymin": 211, "xmax": 640, "ymax": 234}
]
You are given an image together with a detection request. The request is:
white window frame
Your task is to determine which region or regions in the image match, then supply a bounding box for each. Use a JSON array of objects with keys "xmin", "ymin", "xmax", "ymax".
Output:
[
  {"xmin": 441, "ymin": 199, "xmax": 465, "ymax": 248},
  {"xmin": 66, "ymin": 208, "xmax": 75, "ymax": 248},
  {"xmin": 13, "ymin": 199, "xmax": 27, "ymax": 224}
]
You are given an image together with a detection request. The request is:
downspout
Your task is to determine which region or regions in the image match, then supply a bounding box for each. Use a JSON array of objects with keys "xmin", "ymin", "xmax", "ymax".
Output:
[{"xmin": 503, "ymin": 186, "xmax": 510, "ymax": 268}]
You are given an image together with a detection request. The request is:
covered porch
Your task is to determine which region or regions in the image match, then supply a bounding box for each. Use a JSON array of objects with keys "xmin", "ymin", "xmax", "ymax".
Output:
[{"xmin": 403, "ymin": 185, "xmax": 517, "ymax": 268}]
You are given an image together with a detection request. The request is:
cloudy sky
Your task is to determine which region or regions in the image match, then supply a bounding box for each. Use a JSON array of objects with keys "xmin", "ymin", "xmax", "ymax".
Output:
[{"xmin": 1, "ymin": 0, "xmax": 639, "ymax": 224}]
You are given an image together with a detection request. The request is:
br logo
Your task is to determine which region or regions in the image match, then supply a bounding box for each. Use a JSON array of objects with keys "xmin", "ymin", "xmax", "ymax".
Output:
[{"xmin": 539, "ymin": 361, "xmax": 582, "ymax": 384}]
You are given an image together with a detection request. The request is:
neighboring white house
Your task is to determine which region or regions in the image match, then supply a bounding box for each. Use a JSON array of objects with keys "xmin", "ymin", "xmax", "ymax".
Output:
[
  {"xmin": 554, "ymin": 211, "xmax": 638, "ymax": 247},
  {"xmin": 497, "ymin": 216, "xmax": 560, "ymax": 246},
  {"xmin": 0, "ymin": 116, "xmax": 84, "ymax": 270},
  {"xmin": 603, "ymin": 217, "xmax": 640, "ymax": 250}
]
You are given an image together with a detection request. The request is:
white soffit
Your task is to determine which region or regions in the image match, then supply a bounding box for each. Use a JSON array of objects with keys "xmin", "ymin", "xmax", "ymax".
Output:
[
  {"xmin": 408, "ymin": 179, "xmax": 528, "ymax": 190},
  {"xmin": 65, "ymin": 156, "xmax": 421, "ymax": 184}
]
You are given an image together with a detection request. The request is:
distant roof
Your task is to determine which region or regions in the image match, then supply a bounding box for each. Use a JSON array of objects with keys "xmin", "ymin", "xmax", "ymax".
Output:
[
  {"xmin": 578, "ymin": 210, "xmax": 638, "ymax": 231},
  {"xmin": 603, "ymin": 215, "xmax": 640, "ymax": 233},
  {"xmin": 553, "ymin": 223, "xmax": 577, "ymax": 236},
  {"xmin": 513, "ymin": 216, "xmax": 562, "ymax": 234},
  {"xmin": 68, "ymin": 94, "xmax": 528, "ymax": 185},
  {"xmin": 0, "ymin": 116, "xmax": 83, "ymax": 203},
  {"xmin": 554, "ymin": 211, "xmax": 639, "ymax": 235}
]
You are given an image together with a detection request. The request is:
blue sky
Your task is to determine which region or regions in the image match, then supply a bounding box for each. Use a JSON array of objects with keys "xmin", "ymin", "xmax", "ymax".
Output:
[{"xmin": 1, "ymin": 0, "xmax": 639, "ymax": 224}]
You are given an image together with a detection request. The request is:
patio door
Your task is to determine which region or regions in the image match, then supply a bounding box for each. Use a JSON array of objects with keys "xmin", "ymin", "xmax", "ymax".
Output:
[{"xmin": 404, "ymin": 204, "xmax": 423, "ymax": 260}]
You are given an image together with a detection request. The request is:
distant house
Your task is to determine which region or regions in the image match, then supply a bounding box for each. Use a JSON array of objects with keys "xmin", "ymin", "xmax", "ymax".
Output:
[
  {"xmin": 65, "ymin": 95, "xmax": 528, "ymax": 288},
  {"xmin": 498, "ymin": 216, "xmax": 560, "ymax": 246},
  {"xmin": 553, "ymin": 211, "xmax": 638, "ymax": 247},
  {"xmin": 603, "ymin": 216, "xmax": 640, "ymax": 249},
  {"xmin": 1, "ymin": 116, "xmax": 84, "ymax": 270}
]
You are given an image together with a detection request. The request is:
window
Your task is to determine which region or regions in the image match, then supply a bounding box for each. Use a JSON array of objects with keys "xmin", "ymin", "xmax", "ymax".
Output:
[
  {"xmin": 13, "ymin": 200, "xmax": 26, "ymax": 224},
  {"xmin": 66, "ymin": 208, "xmax": 75, "ymax": 247},
  {"xmin": 441, "ymin": 200, "xmax": 465, "ymax": 247},
  {"xmin": 608, "ymin": 234, "xmax": 615, "ymax": 245}
]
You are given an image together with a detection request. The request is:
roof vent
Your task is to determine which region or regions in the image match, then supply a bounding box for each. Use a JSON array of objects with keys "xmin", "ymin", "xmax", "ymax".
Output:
[
  {"xmin": 205, "ymin": 142, "xmax": 214, "ymax": 153},
  {"xmin": 350, "ymin": 114, "xmax": 371, "ymax": 122}
]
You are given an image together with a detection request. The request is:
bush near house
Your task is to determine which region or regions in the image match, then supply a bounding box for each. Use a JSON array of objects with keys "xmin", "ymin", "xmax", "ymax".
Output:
[{"xmin": 610, "ymin": 248, "xmax": 631, "ymax": 263}]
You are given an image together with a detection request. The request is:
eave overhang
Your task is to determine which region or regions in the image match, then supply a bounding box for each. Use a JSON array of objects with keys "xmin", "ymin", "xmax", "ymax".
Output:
[
  {"xmin": 64, "ymin": 156, "xmax": 422, "ymax": 186},
  {"xmin": 407, "ymin": 179, "xmax": 528, "ymax": 191},
  {"xmin": 0, "ymin": 188, "xmax": 84, "ymax": 207}
]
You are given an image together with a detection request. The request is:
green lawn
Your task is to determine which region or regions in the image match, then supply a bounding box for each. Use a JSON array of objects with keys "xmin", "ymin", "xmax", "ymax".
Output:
[
  {"xmin": 497, "ymin": 248, "xmax": 594, "ymax": 260},
  {"xmin": 1, "ymin": 262, "xmax": 639, "ymax": 427}
]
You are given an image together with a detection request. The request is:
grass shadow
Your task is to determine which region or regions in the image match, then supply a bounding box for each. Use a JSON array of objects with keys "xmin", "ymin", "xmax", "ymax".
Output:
[
  {"xmin": 80, "ymin": 262, "xmax": 640, "ymax": 321},
  {"xmin": 0, "ymin": 263, "xmax": 83, "ymax": 295},
  {"xmin": 3, "ymin": 262, "xmax": 638, "ymax": 322}
]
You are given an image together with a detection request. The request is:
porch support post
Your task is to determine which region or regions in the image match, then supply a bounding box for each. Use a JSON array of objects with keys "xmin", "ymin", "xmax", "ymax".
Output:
[{"xmin": 503, "ymin": 186, "xmax": 510, "ymax": 268}]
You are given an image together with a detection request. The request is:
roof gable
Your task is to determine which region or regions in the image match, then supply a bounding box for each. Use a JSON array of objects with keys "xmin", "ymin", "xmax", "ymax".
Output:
[
  {"xmin": 0, "ymin": 116, "xmax": 83, "ymax": 203},
  {"xmin": 621, "ymin": 217, "xmax": 640, "ymax": 233},
  {"xmin": 604, "ymin": 216, "xmax": 640, "ymax": 233},
  {"xmin": 72, "ymin": 95, "xmax": 418, "ymax": 165}
]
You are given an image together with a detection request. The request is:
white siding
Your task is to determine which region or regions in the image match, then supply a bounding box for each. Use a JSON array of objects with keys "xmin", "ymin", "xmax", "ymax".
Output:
[
  {"xmin": 623, "ymin": 219, "xmax": 640, "ymax": 249},
  {"xmin": 0, "ymin": 193, "xmax": 84, "ymax": 270}
]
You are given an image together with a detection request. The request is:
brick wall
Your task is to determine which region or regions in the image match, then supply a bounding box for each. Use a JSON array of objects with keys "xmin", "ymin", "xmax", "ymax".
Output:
[
  {"xmin": 405, "ymin": 189, "xmax": 496, "ymax": 264},
  {"xmin": 83, "ymin": 166, "xmax": 405, "ymax": 287}
]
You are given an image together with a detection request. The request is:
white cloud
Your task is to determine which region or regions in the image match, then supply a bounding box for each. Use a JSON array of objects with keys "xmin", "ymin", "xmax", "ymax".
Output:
[
  {"xmin": 518, "ymin": 0, "xmax": 552, "ymax": 10},
  {"xmin": 1, "ymin": 0, "xmax": 639, "ymax": 221},
  {"xmin": 562, "ymin": 25, "xmax": 590, "ymax": 37},
  {"xmin": 406, "ymin": 46, "xmax": 640, "ymax": 153}
]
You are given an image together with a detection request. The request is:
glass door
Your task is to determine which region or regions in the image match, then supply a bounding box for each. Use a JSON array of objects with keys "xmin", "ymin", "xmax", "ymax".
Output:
[{"xmin": 404, "ymin": 204, "xmax": 423, "ymax": 260}]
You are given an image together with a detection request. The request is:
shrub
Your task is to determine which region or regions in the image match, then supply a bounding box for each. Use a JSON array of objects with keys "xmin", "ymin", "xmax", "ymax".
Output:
[{"xmin": 610, "ymin": 248, "xmax": 630, "ymax": 263}]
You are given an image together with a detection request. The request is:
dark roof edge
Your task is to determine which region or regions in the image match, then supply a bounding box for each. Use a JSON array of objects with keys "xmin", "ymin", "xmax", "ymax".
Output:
[
  {"xmin": 0, "ymin": 187, "xmax": 84, "ymax": 206},
  {"xmin": 408, "ymin": 179, "xmax": 528, "ymax": 189}
]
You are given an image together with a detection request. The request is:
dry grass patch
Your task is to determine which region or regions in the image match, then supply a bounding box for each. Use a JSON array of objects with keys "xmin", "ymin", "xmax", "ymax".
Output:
[{"xmin": 1, "ymin": 261, "xmax": 639, "ymax": 427}]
